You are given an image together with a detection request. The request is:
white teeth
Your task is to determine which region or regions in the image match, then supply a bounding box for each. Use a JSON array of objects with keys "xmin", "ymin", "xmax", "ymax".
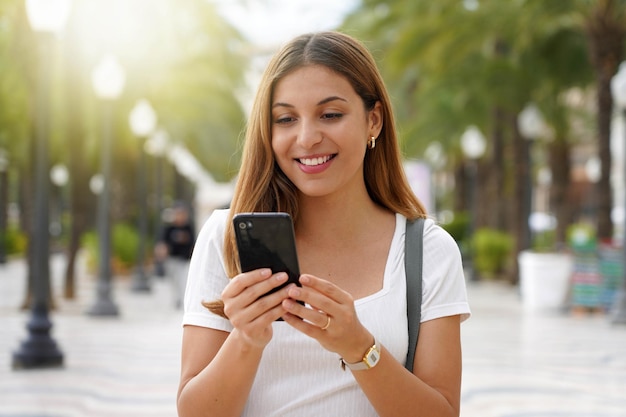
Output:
[{"xmin": 300, "ymin": 156, "xmax": 331, "ymax": 166}]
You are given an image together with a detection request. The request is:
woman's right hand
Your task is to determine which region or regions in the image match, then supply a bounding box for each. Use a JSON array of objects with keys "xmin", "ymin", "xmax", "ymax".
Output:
[{"xmin": 221, "ymin": 268, "xmax": 292, "ymax": 348}]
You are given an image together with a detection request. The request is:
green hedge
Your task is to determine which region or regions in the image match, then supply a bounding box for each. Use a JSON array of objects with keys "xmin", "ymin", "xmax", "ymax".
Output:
[
  {"xmin": 1, "ymin": 226, "xmax": 27, "ymax": 256},
  {"xmin": 81, "ymin": 223, "xmax": 142, "ymax": 273},
  {"xmin": 472, "ymin": 228, "xmax": 513, "ymax": 279}
]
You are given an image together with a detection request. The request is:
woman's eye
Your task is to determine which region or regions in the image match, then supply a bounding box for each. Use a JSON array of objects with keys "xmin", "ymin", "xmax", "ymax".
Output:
[
  {"xmin": 322, "ymin": 113, "xmax": 343, "ymax": 120},
  {"xmin": 275, "ymin": 116, "xmax": 296, "ymax": 124}
]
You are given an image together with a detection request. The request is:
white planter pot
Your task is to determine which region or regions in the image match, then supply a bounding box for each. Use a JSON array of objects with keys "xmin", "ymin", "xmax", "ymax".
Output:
[{"xmin": 518, "ymin": 250, "xmax": 574, "ymax": 313}]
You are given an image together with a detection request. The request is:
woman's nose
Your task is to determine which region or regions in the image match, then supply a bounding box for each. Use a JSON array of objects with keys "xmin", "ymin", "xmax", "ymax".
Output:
[{"xmin": 296, "ymin": 120, "xmax": 323, "ymax": 149}]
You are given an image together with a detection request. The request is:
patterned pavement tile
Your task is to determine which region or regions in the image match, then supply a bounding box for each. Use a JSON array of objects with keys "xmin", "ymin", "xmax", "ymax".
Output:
[{"xmin": 1, "ymin": 256, "xmax": 625, "ymax": 416}]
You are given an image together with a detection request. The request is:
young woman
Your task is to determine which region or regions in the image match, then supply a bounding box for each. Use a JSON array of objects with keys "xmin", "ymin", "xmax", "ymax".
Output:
[{"xmin": 177, "ymin": 31, "xmax": 470, "ymax": 417}]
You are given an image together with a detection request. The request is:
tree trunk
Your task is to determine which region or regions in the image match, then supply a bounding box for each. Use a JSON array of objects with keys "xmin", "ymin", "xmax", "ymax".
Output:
[
  {"xmin": 453, "ymin": 162, "xmax": 467, "ymax": 215},
  {"xmin": 0, "ymin": 169, "xmax": 8, "ymax": 264},
  {"xmin": 62, "ymin": 19, "xmax": 91, "ymax": 299},
  {"xmin": 510, "ymin": 113, "xmax": 532, "ymax": 284},
  {"xmin": 484, "ymin": 106, "xmax": 507, "ymax": 231},
  {"xmin": 584, "ymin": 0, "xmax": 625, "ymax": 241},
  {"xmin": 548, "ymin": 137, "xmax": 573, "ymax": 248}
]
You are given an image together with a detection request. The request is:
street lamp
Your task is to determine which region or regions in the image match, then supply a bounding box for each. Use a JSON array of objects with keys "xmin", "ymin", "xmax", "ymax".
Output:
[
  {"xmin": 86, "ymin": 54, "xmax": 125, "ymax": 317},
  {"xmin": 0, "ymin": 148, "xmax": 8, "ymax": 265},
  {"xmin": 461, "ymin": 125, "xmax": 487, "ymax": 281},
  {"xmin": 129, "ymin": 99, "xmax": 157, "ymax": 292},
  {"xmin": 518, "ymin": 103, "xmax": 549, "ymax": 251},
  {"xmin": 50, "ymin": 163, "xmax": 69, "ymax": 185},
  {"xmin": 424, "ymin": 141, "xmax": 447, "ymax": 218},
  {"xmin": 49, "ymin": 163, "xmax": 69, "ymax": 239},
  {"xmin": 145, "ymin": 128, "xmax": 169, "ymax": 277},
  {"xmin": 610, "ymin": 61, "xmax": 626, "ymax": 325},
  {"xmin": 12, "ymin": 0, "xmax": 71, "ymax": 370}
]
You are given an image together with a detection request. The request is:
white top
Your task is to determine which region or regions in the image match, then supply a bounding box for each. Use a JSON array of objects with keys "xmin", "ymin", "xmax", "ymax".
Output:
[{"xmin": 183, "ymin": 209, "xmax": 470, "ymax": 417}]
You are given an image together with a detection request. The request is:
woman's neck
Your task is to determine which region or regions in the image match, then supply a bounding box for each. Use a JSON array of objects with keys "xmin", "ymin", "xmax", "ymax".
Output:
[{"xmin": 295, "ymin": 190, "xmax": 393, "ymax": 247}]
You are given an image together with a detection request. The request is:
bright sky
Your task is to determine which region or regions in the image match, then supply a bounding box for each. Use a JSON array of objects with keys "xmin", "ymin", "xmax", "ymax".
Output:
[
  {"xmin": 211, "ymin": 0, "xmax": 360, "ymax": 112},
  {"xmin": 213, "ymin": 0, "xmax": 359, "ymax": 50}
]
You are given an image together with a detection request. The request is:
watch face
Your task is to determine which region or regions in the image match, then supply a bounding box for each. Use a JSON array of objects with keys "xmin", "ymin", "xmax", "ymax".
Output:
[{"xmin": 366, "ymin": 348, "xmax": 380, "ymax": 367}]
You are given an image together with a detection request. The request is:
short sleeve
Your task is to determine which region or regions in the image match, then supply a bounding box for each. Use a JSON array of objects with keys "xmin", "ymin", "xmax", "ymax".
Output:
[
  {"xmin": 420, "ymin": 219, "xmax": 471, "ymax": 323},
  {"xmin": 182, "ymin": 209, "xmax": 234, "ymax": 332}
]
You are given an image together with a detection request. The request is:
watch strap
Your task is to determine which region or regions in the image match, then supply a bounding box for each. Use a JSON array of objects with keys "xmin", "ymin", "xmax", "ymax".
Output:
[{"xmin": 341, "ymin": 338, "xmax": 381, "ymax": 371}]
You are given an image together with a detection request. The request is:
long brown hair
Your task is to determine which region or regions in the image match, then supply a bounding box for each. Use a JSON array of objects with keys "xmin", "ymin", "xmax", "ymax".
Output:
[{"xmin": 203, "ymin": 31, "xmax": 426, "ymax": 317}]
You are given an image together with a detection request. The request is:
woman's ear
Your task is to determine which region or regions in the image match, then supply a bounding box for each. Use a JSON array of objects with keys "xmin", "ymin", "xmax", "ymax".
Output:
[{"xmin": 368, "ymin": 101, "xmax": 383, "ymax": 138}]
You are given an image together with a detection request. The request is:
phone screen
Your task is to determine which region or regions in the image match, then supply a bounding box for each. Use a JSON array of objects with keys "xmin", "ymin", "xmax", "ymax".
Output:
[{"xmin": 233, "ymin": 212, "xmax": 301, "ymax": 298}]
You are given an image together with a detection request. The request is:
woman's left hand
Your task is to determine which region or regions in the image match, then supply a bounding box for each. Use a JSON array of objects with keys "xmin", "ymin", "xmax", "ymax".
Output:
[{"xmin": 281, "ymin": 274, "xmax": 374, "ymax": 364}]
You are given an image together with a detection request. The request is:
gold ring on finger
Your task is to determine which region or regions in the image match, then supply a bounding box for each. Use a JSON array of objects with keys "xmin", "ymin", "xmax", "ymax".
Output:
[{"xmin": 321, "ymin": 315, "xmax": 331, "ymax": 330}]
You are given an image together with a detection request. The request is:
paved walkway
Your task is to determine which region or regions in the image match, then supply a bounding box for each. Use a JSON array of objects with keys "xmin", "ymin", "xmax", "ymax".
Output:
[
  {"xmin": 1, "ymin": 255, "xmax": 625, "ymax": 417},
  {"xmin": 1, "ymin": 255, "xmax": 182, "ymax": 417},
  {"xmin": 461, "ymin": 281, "xmax": 626, "ymax": 417}
]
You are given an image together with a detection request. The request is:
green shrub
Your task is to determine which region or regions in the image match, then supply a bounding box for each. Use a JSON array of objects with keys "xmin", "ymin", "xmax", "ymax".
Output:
[
  {"xmin": 112, "ymin": 223, "xmax": 139, "ymax": 269},
  {"xmin": 81, "ymin": 223, "xmax": 141, "ymax": 274},
  {"xmin": 440, "ymin": 212, "xmax": 470, "ymax": 258},
  {"xmin": 472, "ymin": 228, "xmax": 513, "ymax": 279},
  {"xmin": 81, "ymin": 230, "xmax": 98, "ymax": 271},
  {"xmin": 440, "ymin": 212, "xmax": 469, "ymax": 243},
  {"xmin": 566, "ymin": 222, "xmax": 597, "ymax": 252},
  {"xmin": 532, "ymin": 229, "xmax": 557, "ymax": 252},
  {"xmin": 2, "ymin": 226, "xmax": 27, "ymax": 256}
]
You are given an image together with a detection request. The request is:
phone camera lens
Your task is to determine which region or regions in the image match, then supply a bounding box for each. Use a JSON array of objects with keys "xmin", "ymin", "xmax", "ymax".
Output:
[{"xmin": 238, "ymin": 222, "xmax": 246, "ymax": 230}]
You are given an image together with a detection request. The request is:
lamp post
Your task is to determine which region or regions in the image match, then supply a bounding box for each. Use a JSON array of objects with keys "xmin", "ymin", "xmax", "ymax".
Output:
[
  {"xmin": 86, "ymin": 54, "xmax": 125, "ymax": 316},
  {"xmin": 145, "ymin": 128, "xmax": 169, "ymax": 277},
  {"xmin": 610, "ymin": 61, "xmax": 626, "ymax": 325},
  {"xmin": 129, "ymin": 99, "xmax": 157, "ymax": 292},
  {"xmin": 49, "ymin": 163, "xmax": 69, "ymax": 240},
  {"xmin": 518, "ymin": 103, "xmax": 549, "ymax": 251},
  {"xmin": 460, "ymin": 125, "xmax": 487, "ymax": 281},
  {"xmin": 12, "ymin": 0, "xmax": 71, "ymax": 370},
  {"xmin": 424, "ymin": 141, "xmax": 447, "ymax": 217},
  {"xmin": 0, "ymin": 148, "xmax": 8, "ymax": 265}
]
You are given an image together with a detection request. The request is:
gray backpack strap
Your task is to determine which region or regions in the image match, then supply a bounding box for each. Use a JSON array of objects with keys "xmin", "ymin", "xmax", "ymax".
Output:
[{"xmin": 405, "ymin": 217, "xmax": 425, "ymax": 372}]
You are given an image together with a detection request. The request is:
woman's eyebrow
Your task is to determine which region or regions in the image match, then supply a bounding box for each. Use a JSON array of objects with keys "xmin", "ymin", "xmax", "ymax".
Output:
[
  {"xmin": 318, "ymin": 96, "xmax": 347, "ymax": 105},
  {"xmin": 272, "ymin": 96, "xmax": 347, "ymax": 109},
  {"xmin": 272, "ymin": 101, "xmax": 293, "ymax": 109}
]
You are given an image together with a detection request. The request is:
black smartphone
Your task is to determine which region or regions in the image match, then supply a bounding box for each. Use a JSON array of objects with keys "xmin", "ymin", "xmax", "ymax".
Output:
[{"xmin": 233, "ymin": 212, "xmax": 302, "ymax": 301}]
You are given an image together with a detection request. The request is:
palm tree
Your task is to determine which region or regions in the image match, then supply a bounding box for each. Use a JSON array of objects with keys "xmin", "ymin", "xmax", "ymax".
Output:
[
  {"xmin": 343, "ymin": 0, "xmax": 604, "ymax": 281},
  {"xmin": 0, "ymin": 0, "xmax": 250, "ymax": 302},
  {"xmin": 580, "ymin": 0, "xmax": 625, "ymax": 240}
]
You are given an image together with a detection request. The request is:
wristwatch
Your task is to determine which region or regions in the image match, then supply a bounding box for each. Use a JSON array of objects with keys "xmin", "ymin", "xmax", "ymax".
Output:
[{"xmin": 341, "ymin": 338, "xmax": 381, "ymax": 371}]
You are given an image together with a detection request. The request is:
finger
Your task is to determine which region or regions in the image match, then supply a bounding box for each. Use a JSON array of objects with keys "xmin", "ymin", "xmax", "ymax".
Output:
[
  {"xmin": 281, "ymin": 310, "xmax": 322, "ymax": 335},
  {"xmin": 287, "ymin": 276, "xmax": 353, "ymax": 316},
  {"xmin": 282, "ymin": 297, "xmax": 330, "ymax": 328},
  {"xmin": 241, "ymin": 300, "xmax": 287, "ymax": 328},
  {"xmin": 298, "ymin": 274, "xmax": 349, "ymax": 304},
  {"xmin": 222, "ymin": 268, "xmax": 271, "ymax": 298},
  {"xmin": 225, "ymin": 281, "xmax": 295, "ymax": 324},
  {"xmin": 281, "ymin": 309, "xmax": 335, "ymax": 344},
  {"xmin": 222, "ymin": 269, "xmax": 287, "ymax": 301},
  {"xmin": 320, "ymin": 313, "xmax": 332, "ymax": 330}
]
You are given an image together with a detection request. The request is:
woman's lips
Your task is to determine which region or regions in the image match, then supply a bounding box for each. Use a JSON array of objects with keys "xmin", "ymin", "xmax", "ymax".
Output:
[{"xmin": 296, "ymin": 154, "xmax": 336, "ymax": 173}]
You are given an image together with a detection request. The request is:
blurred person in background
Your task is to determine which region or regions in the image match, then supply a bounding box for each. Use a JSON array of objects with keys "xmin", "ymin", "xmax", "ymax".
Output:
[{"xmin": 155, "ymin": 201, "xmax": 196, "ymax": 309}]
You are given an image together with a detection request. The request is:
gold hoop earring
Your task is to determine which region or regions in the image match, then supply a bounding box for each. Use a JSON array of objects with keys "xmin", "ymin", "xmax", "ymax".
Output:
[{"xmin": 367, "ymin": 136, "xmax": 377, "ymax": 149}]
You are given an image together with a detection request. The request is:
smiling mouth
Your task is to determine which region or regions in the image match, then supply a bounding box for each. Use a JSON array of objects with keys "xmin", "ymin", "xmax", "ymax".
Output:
[{"xmin": 298, "ymin": 155, "xmax": 336, "ymax": 166}]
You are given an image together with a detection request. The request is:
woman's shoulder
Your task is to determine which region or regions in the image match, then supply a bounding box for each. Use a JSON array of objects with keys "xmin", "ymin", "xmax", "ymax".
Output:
[
  {"xmin": 423, "ymin": 218, "xmax": 459, "ymax": 248},
  {"xmin": 195, "ymin": 208, "xmax": 231, "ymax": 245},
  {"xmin": 425, "ymin": 219, "xmax": 463, "ymax": 265},
  {"xmin": 399, "ymin": 214, "xmax": 461, "ymax": 256},
  {"xmin": 203, "ymin": 208, "xmax": 230, "ymax": 226},
  {"xmin": 208, "ymin": 208, "xmax": 230, "ymax": 223}
]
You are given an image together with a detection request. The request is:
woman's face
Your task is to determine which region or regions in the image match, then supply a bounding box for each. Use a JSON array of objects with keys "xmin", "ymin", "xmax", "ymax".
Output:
[{"xmin": 271, "ymin": 65, "xmax": 381, "ymax": 199}]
